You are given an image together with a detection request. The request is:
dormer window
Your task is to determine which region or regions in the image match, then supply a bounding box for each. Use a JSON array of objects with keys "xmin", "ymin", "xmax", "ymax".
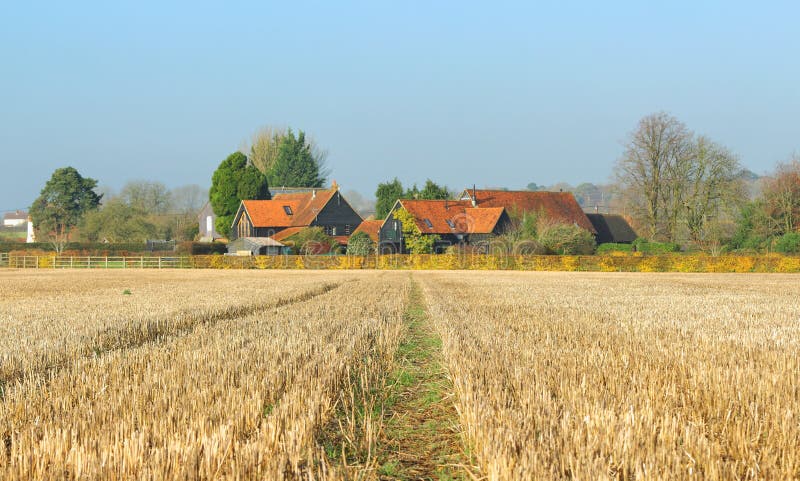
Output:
[
  {"xmin": 423, "ymin": 219, "xmax": 433, "ymax": 229},
  {"xmin": 283, "ymin": 206, "xmax": 293, "ymax": 215}
]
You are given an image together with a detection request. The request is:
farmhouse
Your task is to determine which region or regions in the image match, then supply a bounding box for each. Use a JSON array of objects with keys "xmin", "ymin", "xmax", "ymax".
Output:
[
  {"xmin": 229, "ymin": 184, "xmax": 363, "ymax": 252},
  {"xmin": 380, "ymin": 199, "xmax": 509, "ymax": 253},
  {"xmin": 225, "ymin": 236, "xmax": 291, "ymax": 256},
  {"xmin": 586, "ymin": 213, "xmax": 637, "ymax": 244},
  {"xmin": 379, "ymin": 188, "xmax": 604, "ymax": 254},
  {"xmin": 3, "ymin": 211, "xmax": 27, "ymax": 227}
]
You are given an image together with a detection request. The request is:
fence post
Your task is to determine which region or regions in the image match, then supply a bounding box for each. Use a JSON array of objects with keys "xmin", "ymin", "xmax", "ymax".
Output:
[
  {"xmin": 141, "ymin": 256, "xmax": 144, "ymax": 268},
  {"xmin": 105, "ymin": 256, "xmax": 108, "ymax": 268},
  {"xmin": 158, "ymin": 257, "xmax": 162, "ymax": 269}
]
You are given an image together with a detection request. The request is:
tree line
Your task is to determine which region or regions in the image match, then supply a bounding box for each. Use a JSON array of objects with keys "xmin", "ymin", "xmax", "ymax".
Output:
[{"xmin": 28, "ymin": 168, "xmax": 207, "ymax": 252}]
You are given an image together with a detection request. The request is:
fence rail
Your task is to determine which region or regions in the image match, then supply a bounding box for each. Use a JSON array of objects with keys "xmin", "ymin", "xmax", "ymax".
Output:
[
  {"xmin": 0, "ymin": 253, "xmax": 8, "ymax": 267},
  {"xmin": 6, "ymin": 256, "xmax": 193, "ymax": 269}
]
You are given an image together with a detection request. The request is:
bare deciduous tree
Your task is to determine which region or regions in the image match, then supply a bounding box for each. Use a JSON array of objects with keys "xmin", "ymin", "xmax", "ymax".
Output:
[
  {"xmin": 761, "ymin": 155, "xmax": 800, "ymax": 234},
  {"xmin": 245, "ymin": 126, "xmax": 330, "ymax": 184},
  {"xmin": 616, "ymin": 113, "xmax": 745, "ymax": 245},
  {"xmin": 170, "ymin": 184, "xmax": 208, "ymax": 215},
  {"xmin": 615, "ymin": 112, "xmax": 693, "ymax": 240},
  {"xmin": 684, "ymin": 136, "xmax": 744, "ymax": 245},
  {"xmin": 119, "ymin": 181, "xmax": 173, "ymax": 215},
  {"xmin": 247, "ymin": 127, "xmax": 286, "ymax": 174}
]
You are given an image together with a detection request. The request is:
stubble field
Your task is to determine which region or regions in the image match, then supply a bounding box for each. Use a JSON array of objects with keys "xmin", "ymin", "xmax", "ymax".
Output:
[{"xmin": 0, "ymin": 269, "xmax": 798, "ymax": 480}]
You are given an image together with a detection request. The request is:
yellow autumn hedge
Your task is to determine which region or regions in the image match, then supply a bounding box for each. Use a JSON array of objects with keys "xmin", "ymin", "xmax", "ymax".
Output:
[{"xmin": 8, "ymin": 253, "xmax": 800, "ymax": 272}]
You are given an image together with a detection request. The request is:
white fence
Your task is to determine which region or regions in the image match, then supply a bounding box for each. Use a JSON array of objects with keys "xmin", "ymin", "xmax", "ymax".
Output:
[
  {"xmin": 5, "ymin": 256, "xmax": 193, "ymax": 269},
  {"xmin": 0, "ymin": 253, "xmax": 8, "ymax": 267}
]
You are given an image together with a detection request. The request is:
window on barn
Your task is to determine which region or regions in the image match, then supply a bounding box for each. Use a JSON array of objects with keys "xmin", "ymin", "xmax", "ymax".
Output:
[
  {"xmin": 423, "ymin": 218, "xmax": 433, "ymax": 229},
  {"xmin": 445, "ymin": 219, "xmax": 455, "ymax": 229},
  {"xmin": 283, "ymin": 206, "xmax": 293, "ymax": 215},
  {"xmin": 332, "ymin": 226, "xmax": 337, "ymax": 236},
  {"xmin": 345, "ymin": 224, "xmax": 351, "ymax": 235},
  {"xmin": 238, "ymin": 217, "xmax": 250, "ymax": 238}
]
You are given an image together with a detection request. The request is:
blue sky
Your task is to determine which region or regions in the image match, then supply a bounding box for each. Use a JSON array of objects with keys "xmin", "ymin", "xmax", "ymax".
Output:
[{"xmin": 1, "ymin": 1, "xmax": 798, "ymax": 211}]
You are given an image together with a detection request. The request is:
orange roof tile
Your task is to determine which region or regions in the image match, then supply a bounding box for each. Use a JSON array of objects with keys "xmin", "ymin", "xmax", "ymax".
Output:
[
  {"xmin": 241, "ymin": 189, "xmax": 339, "ymax": 228},
  {"xmin": 397, "ymin": 200, "xmax": 504, "ymax": 235},
  {"xmin": 465, "ymin": 207, "xmax": 505, "ymax": 233},
  {"xmin": 460, "ymin": 189, "xmax": 596, "ymax": 233},
  {"xmin": 352, "ymin": 219, "xmax": 382, "ymax": 242},
  {"xmin": 242, "ymin": 200, "xmax": 299, "ymax": 227},
  {"xmin": 331, "ymin": 235, "xmax": 350, "ymax": 245}
]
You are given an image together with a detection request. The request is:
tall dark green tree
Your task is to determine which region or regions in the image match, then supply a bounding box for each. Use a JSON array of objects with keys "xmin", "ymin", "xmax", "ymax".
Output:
[
  {"xmin": 209, "ymin": 152, "xmax": 270, "ymax": 237},
  {"xmin": 375, "ymin": 178, "xmax": 404, "ymax": 219},
  {"xmin": 418, "ymin": 179, "xmax": 450, "ymax": 200},
  {"xmin": 374, "ymin": 178, "xmax": 450, "ymax": 219},
  {"xmin": 30, "ymin": 166, "xmax": 102, "ymax": 252},
  {"xmin": 268, "ymin": 130, "xmax": 326, "ymax": 188}
]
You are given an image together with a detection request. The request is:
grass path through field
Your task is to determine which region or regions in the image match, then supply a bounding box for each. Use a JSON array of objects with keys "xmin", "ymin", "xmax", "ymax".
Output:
[{"xmin": 373, "ymin": 276, "xmax": 472, "ymax": 480}]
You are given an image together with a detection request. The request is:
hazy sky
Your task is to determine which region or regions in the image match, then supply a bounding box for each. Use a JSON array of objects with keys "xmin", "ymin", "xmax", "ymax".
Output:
[{"xmin": 1, "ymin": 1, "xmax": 798, "ymax": 211}]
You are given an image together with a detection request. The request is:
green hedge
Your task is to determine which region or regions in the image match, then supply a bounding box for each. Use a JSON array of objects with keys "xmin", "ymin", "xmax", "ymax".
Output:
[
  {"xmin": 596, "ymin": 243, "xmax": 633, "ymax": 254},
  {"xmin": 632, "ymin": 238, "xmax": 681, "ymax": 254},
  {"xmin": 775, "ymin": 233, "xmax": 800, "ymax": 254},
  {"xmin": 0, "ymin": 242, "xmax": 172, "ymax": 255},
  {"xmin": 176, "ymin": 242, "xmax": 228, "ymax": 255}
]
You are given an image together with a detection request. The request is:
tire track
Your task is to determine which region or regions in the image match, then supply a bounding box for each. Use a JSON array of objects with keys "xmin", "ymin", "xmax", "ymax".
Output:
[{"xmin": 0, "ymin": 282, "xmax": 343, "ymax": 397}]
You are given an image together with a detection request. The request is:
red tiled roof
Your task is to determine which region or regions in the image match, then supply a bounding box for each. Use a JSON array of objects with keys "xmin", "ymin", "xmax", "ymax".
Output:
[
  {"xmin": 3, "ymin": 211, "xmax": 27, "ymax": 221},
  {"xmin": 460, "ymin": 189, "xmax": 596, "ymax": 233},
  {"xmin": 465, "ymin": 207, "xmax": 505, "ymax": 233},
  {"xmin": 241, "ymin": 189, "xmax": 339, "ymax": 228},
  {"xmin": 396, "ymin": 200, "xmax": 504, "ymax": 235},
  {"xmin": 352, "ymin": 219, "xmax": 382, "ymax": 242},
  {"xmin": 242, "ymin": 200, "xmax": 299, "ymax": 227},
  {"xmin": 271, "ymin": 227, "xmax": 305, "ymax": 242},
  {"xmin": 331, "ymin": 235, "xmax": 350, "ymax": 245}
]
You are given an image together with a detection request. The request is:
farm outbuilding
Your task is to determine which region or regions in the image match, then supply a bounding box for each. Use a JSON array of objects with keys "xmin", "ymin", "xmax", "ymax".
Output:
[
  {"xmin": 586, "ymin": 213, "xmax": 637, "ymax": 244},
  {"xmin": 379, "ymin": 199, "xmax": 509, "ymax": 253},
  {"xmin": 197, "ymin": 202, "xmax": 221, "ymax": 242},
  {"xmin": 226, "ymin": 237, "xmax": 290, "ymax": 256}
]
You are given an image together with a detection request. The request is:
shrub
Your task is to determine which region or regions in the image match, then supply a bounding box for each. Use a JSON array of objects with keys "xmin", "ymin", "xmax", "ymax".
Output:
[
  {"xmin": 347, "ymin": 231, "xmax": 375, "ymax": 256},
  {"xmin": 286, "ymin": 227, "xmax": 338, "ymax": 255},
  {"xmin": 774, "ymin": 232, "xmax": 800, "ymax": 254},
  {"xmin": 485, "ymin": 236, "xmax": 547, "ymax": 255},
  {"xmin": 537, "ymin": 222, "xmax": 596, "ymax": 255}
]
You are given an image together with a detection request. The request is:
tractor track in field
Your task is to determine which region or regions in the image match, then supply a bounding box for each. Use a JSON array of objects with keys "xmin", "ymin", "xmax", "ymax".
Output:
[
  {"xmin": 318, "ymin": 276, "xmax": 473, "ymax": 480},
  {"xmin": 371, "ymin": 277, "xmax": 472, "ymax": 480},
  {"xmin": 0, "ymin": 281, "xmax": 344, "ymax": 398}
]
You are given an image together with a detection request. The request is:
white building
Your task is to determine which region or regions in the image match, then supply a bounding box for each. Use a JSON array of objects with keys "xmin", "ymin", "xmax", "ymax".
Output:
[{"xmin": 3, "ymin": 211, "xmax": 27, "ymax": 227}]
